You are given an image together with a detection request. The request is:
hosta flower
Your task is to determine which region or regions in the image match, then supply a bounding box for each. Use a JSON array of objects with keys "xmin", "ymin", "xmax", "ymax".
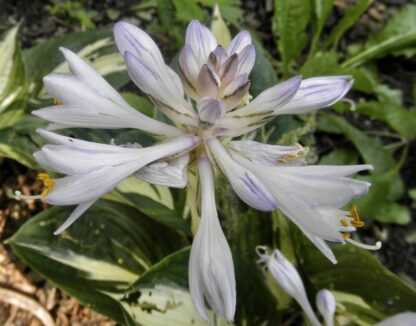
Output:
[
  {"xmin": 19, "ymin": 19, "xmax": 381, "ymax": 323},
  {"xmin": 316, "ymin": 289, "xmax": 336, "ymax": 326},
  {"xmin": 257, "ymin": 247, "xmax": 321, "ymax": 326}
]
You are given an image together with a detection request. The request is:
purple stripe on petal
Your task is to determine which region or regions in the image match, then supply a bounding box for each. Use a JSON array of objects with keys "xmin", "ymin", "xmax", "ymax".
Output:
[{"xmin": 241, "ymin": 172, "xmax": 278, "ymax": 211}]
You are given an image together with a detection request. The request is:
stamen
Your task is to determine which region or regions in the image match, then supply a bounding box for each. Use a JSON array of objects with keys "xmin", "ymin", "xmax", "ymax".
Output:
[
  {"xmin": 350, "ymin": 204, "xmax": 365, "ymax": 228},
  {"xmin": 37, "ymin": 173, "xmax": 49, "ymax": 180},
  {"xmin": 342, "ymin": 233, "xmax": 350, "ymax": 240},
  {"xmin": 346, "ymin": 238, "xmax": 382, "ymax": 251},
  {"xmin": 277, "ymin": 144, "xmax": 309, "ymax": 164},
  {"xmin": 14, "ymin": 191, "xmax": 41, "ymax": 200},
  {"xmin": 340, "ymin": 219, "xmax": 349, "ymax": 227},
  {"xmin": 53, "ymin": 99, "xmax": 63, "ymax": 105}
]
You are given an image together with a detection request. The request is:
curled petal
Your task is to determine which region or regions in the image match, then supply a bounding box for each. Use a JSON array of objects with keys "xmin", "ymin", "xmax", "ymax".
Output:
[
  {"xmin": 189, "ymin": 152, "xmax": 236, "ymax": 323},
  {"xmin": 222, "ymin": 74, "xmax": 250, "ymax": 111},
  {"xmin": 124, "ymin": 52, "xmax": 197, "ymax": 125},
  {"xmin": 197, "ymin": 97, "xmax": 226, "ymax": 126},
  {"xmin": 197, "ymin": 64, "xmax": 219, "ymax": 99},
  {"xmin": 236, "ymin": 44, "xmax": 255, "ymax": 76},
  {"xmin": 40, "ymin": 63, "xmax": 181, "ymax": 137},
  {"xmin": 277, "ymin": 76, "xmax": 353, "ymax": 114},
  {"xmin": 227, "ymin": 30, "xmax": 251, "ymax": 55},
  {"xmin": 179, "ymin": 45, "xmax": 200, "ymax": 90},
  {"xmin": 185, "ymin": 20, "xmax": 218, "ymax": 68},
  {"xmin": 134, "ymin": 154, "xmax": 189, "ymax": 188},
  {"xmin": 316, "ymin": 289, "xmax": 336, "ymax": 326},
  {"xmin": 207, "ymin": 137, "xmax": 278, "ymax": 211},
  {"xmin": 229, "ymin": 140, "xmax": 307, "ymax": 166},
  {"xmin": 257, "ymin": 249, "xmax": 320, "ymax": 326},
  {"xmin": 114, "ymin": 21, "xmax": 184, "ymax": 96}
]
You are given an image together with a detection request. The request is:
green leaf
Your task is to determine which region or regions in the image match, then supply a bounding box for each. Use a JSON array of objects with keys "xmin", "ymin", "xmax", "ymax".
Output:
[
  {"xmin": 273, "ymin": 0, "xmax": 310, "ymax": 74},
  {"xmin": 310, "ymin": 0, "xmax": 334, "ymax": 55},
  {"xmin": 357, "ymin": 84, "xmax": 416, "ymax": 140},
  {"xmin": 0, "ymin": 26, "xmax": 27, "ymax": 113},
  {"xmin": 250, "ymin": 40, "xmax": 278, "ymax": 97},
  {"xmin": 323, "ymin": 0, "xmax": 371, "ymax": 49},
  {"xmin": 292, "ymin": 226, "xmax": 416, "ymax": 321},
  {"xmin": 0, "ymin": 115, "xmax": 46, "ymax": 168},
  {"xmin": 172, "ymin": 0, "xmax": 207, "ymax": 22},
  {"xmin": 121, "ymin": 92, "xmax": 155, "ymax": 118},
  {"xmin": 344, "ymin": 5, "xmax": 416, "ymax": 67},
  {"xmin": 319, "ymin": 148, "xmax": 359, "ymax": 165},
  {"xmin": 7, "ymin": 200, "xmax": 188, "ymax": 323},
  {"xmin": 353, "ymin": 148, "xmax": 410, "ymax": 224},
  {"xmin": 120, "ymin": 248, "xmax": 208, "ymax": 325},
  {"xmin": 318, "ymin": 114, "xmax": 395, "ymax": 173}
]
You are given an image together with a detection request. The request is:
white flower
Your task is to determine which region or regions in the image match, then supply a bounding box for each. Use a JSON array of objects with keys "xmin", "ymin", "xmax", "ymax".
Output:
[
  {"xmin": 376, "ymin": 312, "xmax": 416, "ymax": 326},
  {"xmin": 257, "ymin": 247, "xmax": 320, "ymax": 326},
  {"xmin": 316, "ymin": 289, "xmax": 336, "ymax": 326},
  {"xmin": 20, "ymin": 19, "xmax": 380, "ymax": 323},
  {"xmin": 189, "ymin": 152, "xmax": 236, "ymax": 324}
]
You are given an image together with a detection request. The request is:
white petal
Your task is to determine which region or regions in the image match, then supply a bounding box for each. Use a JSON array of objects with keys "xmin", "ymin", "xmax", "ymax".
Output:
[
  {"xmin": 59, "ymin": 47, "xmax": 127, "ymax": 108},
  {"xmin": 207, "ymin": 137, "xmax": 277, "ymax": 211},
  {"xmin": 229, "ymin": 75, "xmax": 302, "ymax": 116},
  {"xmin": 316, "ymin": 289, "xmax": 336, "ymax": 326},
  {"xmin": 216, "ymin": 76, "xmax": 302, "ymax": 137},
  {"xmin": 197, "ymin": 97, "xmax": 225, "ymax": 126},
  {"xmin": 114, "ymin": 21, "xmax": 185, "ymax": 97},
  {"xmin": 53, "ymin": 200, "xmax": 96, "ymax": 235},
  {"xmin": 185, "ymin": 20, "xmax": 217, "ymax": 68},
  {"xmin": 278, "ymin": 76, "xmax": 353, "ymax": 114},
  {"xmin": 124, "ymin": 52, "xmax": 197, "ymax": 126},
  {"xmin": 227, "ymin": 31, "xmax": 251, "ymax": 56},
  {"xmin": 222, "ymin": 74, "xmax": 251, "ymax": 111},
  {"xmin": 41, "ymin": 74, "xmax": 182, "ymax": 137},
  {"xmin": 236, "ymin": 44, "xmax": 255, "ymax": 76},
  {"xmin": 37, "ymin": 130, "xmax": 199, "ymax": 176},
  {"xmin": 258, "ymin": 249, "xmax": 320, "ymax": 326},
  {"xmin": 45, "ymin": 162, "xmax": 143, "ymax": 205},
  {"xmin": 376, "ymin": 312, "xmax": 416, "ymax": 326},
  {"xmin": 229, "ymin": 140, "xmax": 307, "ymax": 166},
  {"xmin": 179, "ymin": 45, "xmax": 200, "ymax": 86},
  {"xmin": 189, "ymin": 152, "xmax": 236, "ymax": 323},
  {"xmin": 196, "ymin": 64, "xmax": 219, "ymax": 99},
  {"xmin": 134, "ymin": 154, "xmax": 189, "ymax": 188}
]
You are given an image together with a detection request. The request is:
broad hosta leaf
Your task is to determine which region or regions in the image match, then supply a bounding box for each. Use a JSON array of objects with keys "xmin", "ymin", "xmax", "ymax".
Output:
[
  {"xmin": 274, "ymin": 0, "xmax": 310, "ymax": 73},
  {"xmin": 0, "ymin": 25, "xmax": 27, "ymax": 114},
  {"xmin": 344, "ymin": 5, "xmax": 416, "ymax": 67},
  {"xmin": 120, "ymin": 248, "xmax": 208, "ymax": 326},
  {"xmin": 0, "ymin": 115, "xmax": 46, "ymax": 168},
  {"xmin": 250, "ymin": 40, "xmax": 278, "ymax": 97},
  {"xmin": 291, "ymin": 226, "xmax": 416, "ymax": 322},
  {"xmin": 7, "ymin": 200, "xmax": 189, "ymax": 323},
  {"xmin": 323, "ymin": 0, "xmax": 371, "ymax": 49}
]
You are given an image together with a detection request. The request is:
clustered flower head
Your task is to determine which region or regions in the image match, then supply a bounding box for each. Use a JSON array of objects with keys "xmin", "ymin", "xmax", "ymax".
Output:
[{"xmin": 18, "ymin": 19, "xmax": 382, "ymax": 323}]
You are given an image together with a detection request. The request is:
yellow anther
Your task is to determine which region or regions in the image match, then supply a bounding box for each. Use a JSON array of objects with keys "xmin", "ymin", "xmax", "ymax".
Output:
[
  {"xmin": 350, "ymin": 204, "xmax": 364, "ymax": 228},
  {"xmin": 41, "ymin": 188, "xmax": 50, "ymax": 198},
  {"xmin": 37, "ymin": 172, "xmax": 55, "ymax": 199},
  {"xmin": 342, "ymin": 233, "xmax": 350, "ymax": 240},
  {"xmin": 43, "ymin": 179, "xmax": 55, "ymax": 188},
  {"xmin": 277, "ymin": 158, "xmax": 288, "ymax": 163},
  {"xmin": 53, "ymin": 99, "xmax": 63, "ymax": 105},
  {"xmin": 37, "ymin": 173, "xmax": 50, "ymax": 181},
  {"xmin": 351, "ymin": 220, "xmax": 365, "ymax": 228},
  {"xmin": 340, "ymin": 219, "xmax": 349, "ymax": 227}
]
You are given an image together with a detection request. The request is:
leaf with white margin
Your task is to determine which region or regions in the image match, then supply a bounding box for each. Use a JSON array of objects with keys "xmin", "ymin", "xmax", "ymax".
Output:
[
  {"xmin": 7, "ymin": 200, "xmax": 189, "ymax": 323},
  {"xmin": 120, "ymin": 248, "xmax": 215, "ymax": 326}
]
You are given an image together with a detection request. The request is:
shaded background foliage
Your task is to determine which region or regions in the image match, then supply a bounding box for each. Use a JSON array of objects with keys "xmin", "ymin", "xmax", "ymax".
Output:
[{"xmin": 0, "ymin": 0, "xmax": 416, "ymax": 325}]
